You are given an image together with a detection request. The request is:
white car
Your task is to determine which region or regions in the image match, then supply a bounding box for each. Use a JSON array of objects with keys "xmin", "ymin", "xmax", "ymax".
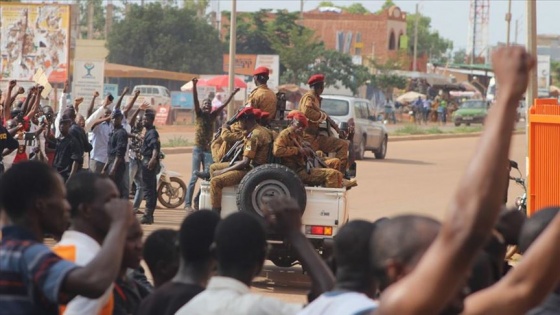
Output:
[{"xmin": 125, "ymin": 85, "xmax": 171, "ymax": 107}]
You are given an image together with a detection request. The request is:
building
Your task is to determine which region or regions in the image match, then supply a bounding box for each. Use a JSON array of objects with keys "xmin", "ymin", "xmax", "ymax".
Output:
[
  {"xmin": 301, "ymin": 6, "xmax": 408, "ymax": 66},
  {"xmin": 537, "ymin": 34, "xmax": 560, "ymax": 62}
]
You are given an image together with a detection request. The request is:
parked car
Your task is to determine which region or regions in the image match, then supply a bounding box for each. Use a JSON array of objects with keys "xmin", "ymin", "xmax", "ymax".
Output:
[
  {"xmin": 320, "ymin": 95, "xmax": 388, "ymax": 160},
  {"xmin": 452, "ymin": 100, "xmax": 488, "ymax": 126},
  {"xmin": 125, "ymin": 85, "xmax": 171, "ymax": 107}
]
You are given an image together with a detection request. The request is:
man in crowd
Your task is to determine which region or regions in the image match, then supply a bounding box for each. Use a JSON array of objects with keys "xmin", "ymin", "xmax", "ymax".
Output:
[
  {"xmin": 184, "ymin": 78, "xmax": 238, "ymax": 212},
  {"xmin": 137, "ymin": 211, "xmax": 221, "ymax": 315},
  {"xmin": 85, "ymin": 92, "xmax": 113, "ymax": 173},
  {"xmin": 273, "ymin": 110, "xmax": 355, "ymax": 189},
  {"xmin": 103, "ymin": 109, "xmax": 129, "ymax": 198},
  {"xmin": 248, "ymin": 66, "xmax": 277, "ymax": 123},
  {"xmin": 0, "ymin": 113, "xmax": 20, "ymax": 175},
  {"xmin": 0, "ymin": 161, "xmax": 133, "ymax": 314},
  {"xmin": 208, "ymin": 107, "xmax": 271, "ymax": 214},
  {"xmin": 128, "ymin": 102, "xmax": 150, "ymax": 214},
  {"xmin": 139, "ymin": 109, "xmax": 161, "ymax": 224},
  {"xmin": 142, "ymin": 229, "xmax": 179, "ymax": 289},
  {"xmin": 53, "ymin": 172, "xmax": 120, "ymax": 315},
  {"xmin": 54, "ymin": 114, "xmax": 83, "ymax": 183},
  {"xmin": 299, "ymin": 74, "xmax": 349, "ymax": 173}
]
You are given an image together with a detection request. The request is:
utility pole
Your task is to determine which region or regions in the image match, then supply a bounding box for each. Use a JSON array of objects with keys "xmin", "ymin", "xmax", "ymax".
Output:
[
  {"xmin": 470, "ymin": 0, "xmax": 477, "ymax": 64},
  {"xmin": 105, "ymin": 0, "xmax": 113, "ymax": 38},
  {"xmin": 227, "ymin": 0, "xmax": 237, "ymax": 120},
  {"xmin": 505, "ymin": 0, "xmax": 512, "ymax": 45},
  {"xmin": 300, "ymin": 0, "xmax": 304, "ymax": 19},
  {"xmin": 412, "ymin": 3, "xmax": 419, "ymax": 71},
  {"xmin": 526, "ymin": 0, "xmax": 537, "ymax": 203},
  {"xmin": 87, "ymin": 1, "xmax": 93, "ymax": 39},
  {"xmin": 515, "ymin": 18, "xmax": 519, "ymax": 44}
]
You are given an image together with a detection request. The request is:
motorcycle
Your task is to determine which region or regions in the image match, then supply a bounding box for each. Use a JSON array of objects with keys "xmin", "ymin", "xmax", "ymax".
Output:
[
  {"xmin": 156, "ymin": 152, "xmax": 187, "ymax": 209},
  {"xmin": 509, "ymin": 160, "xmax": 527, "ymax": 215}
]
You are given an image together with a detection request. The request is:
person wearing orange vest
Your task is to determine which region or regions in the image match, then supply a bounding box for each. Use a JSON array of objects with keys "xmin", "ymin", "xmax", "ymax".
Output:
[{"xmin": 53, "ymin": 173, "xmax": 120, "ymax": 315}]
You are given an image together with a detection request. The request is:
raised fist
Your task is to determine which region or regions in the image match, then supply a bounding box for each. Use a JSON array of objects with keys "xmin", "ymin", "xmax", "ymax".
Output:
[
  {"xmin": 192, "ymin": 78, "xmax": 198, "ymax": 85},
  {"xmin": 134, "ymin": 89, "xmax": 140, "ymax": 96},
  {"xmin": 93, "ymin": 91, "xmax": 100, "ymax": 98},
  {"xmin": 122, "ymin": 86, "xmax": 130, "ymax": 95},
  {"xmin": 9, "ymin": 80, "xmax": 16, "ymax": 88},
  {"xmin": 17, "ymin": 87, "xmax": 25, "ymax": 94}
]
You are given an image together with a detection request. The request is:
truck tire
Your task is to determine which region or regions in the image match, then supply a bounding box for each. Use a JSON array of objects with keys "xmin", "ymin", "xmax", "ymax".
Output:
[{"xmin": 237, "ymin": 164, "xmax": 306, "ymax": 217}]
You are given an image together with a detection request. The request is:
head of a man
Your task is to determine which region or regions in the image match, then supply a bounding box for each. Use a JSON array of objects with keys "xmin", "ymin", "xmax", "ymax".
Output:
[
  {"xmin": 0, "ymin": 161, "xmax": 70, "ymax": 239},
  {"xmin": 121, "ymin": 218, "xmax": 144, "ymax": 270},
  {"xmin": 237, "ymin": 107, "xmax": 257, "ymax": 131},
  {"xmin": 334, "ymin": 220, "xmax": 378, "ymax": 297},
  {"xmin": 143, "ymin": 229, "xmax": 179, "ymax": 288},
  {"xmin": 59, "ymin": 114, "xmax": 73, "ymax": 136},
  {"xmin": 63, "ymin": 107, "xmax": 76, "ymax": 123},
  {"xmin": 111, "ymin": 109, "xmax": 124, "ymax": 128},
  {"xmin": 143, "ymin": 109, "xmax": 155, "ymax": 129},
  {"xmin": 66, "ymin": 173, "xmax": 119, "ymax": 242},
  {"xmin": 253, "ymin": 67, "xmax": 269, "ymax": 86},
  {"xmin": 76, "ymin": 114, "xmax": 85, "ymax": 128},
  {"xmin": 201, "ymin": 98, "xmax": 212, "ymax": 113},
  {"xmin": 308, "ymin": 74, "xmax": 325, "ymax": 96},
  {"xmin": 287, "ymin": 110, "xmax": 308, "ymax": 135},
  {"xmin": 371, "ymin": 215, "xmax": 467, "ymax": 315},
  {"xmin": 214, "ymin": 212, "xmax": 267, "ymax": 285}
]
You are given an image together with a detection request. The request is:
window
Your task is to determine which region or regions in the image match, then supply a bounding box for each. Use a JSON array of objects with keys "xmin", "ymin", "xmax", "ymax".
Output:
[
  {"xmin": 322, "ymin": 99, "xmax": 349, "ymax": 116},
  {"xmin": 355, "ymin": 47, "xmax": 362, "ymax": 55},
  {"xmin": 356, "ymin": 32, "xmax": 362, "ymax": 43},
  {"xmin": 388, "ymin": 30, "xmax": 396, "ymax": 50}
]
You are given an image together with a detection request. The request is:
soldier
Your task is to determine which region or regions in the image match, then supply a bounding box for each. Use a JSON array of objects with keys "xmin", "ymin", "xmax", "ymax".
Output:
[
  {"xmin": 208, "ymin": 107, "xmax": 272, "ymax": 214},
  {"xmin": 139, "ymin": 109, "xmax": 161, "ymax": 225},
  {"xmin": 299, "ymin": 74, "xmax": 349, "ymax": 173},
  {"xmin": 248, "ymin": 66, "xmax": 277, "ymax": 123},
  {"xmin": 273, "ymin": 111, "xmax": 356, "ymax": 189}
]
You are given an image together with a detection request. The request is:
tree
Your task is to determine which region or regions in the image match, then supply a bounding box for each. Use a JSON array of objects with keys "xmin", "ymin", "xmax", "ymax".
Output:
[
  {"xmin": 183, "ymin": 0, "xmax": 209, "ymax": 18},
  {"xmin": 368, "ymin": 59, "xmax": 407, "ymax": 99},
  {"xmin": 345, "ymin": 3, "xmax": 369, "ymax": 14},
  {"xmin": 453, "ymin": 49, "xmax": 467, "ymax": 64},
  {"xmin": 406, "ymin": 13, "xmax": 453, "ymax": 63},
  {"xmin": 381, "ymin": 0, "xmax": 396, "ymax": 10},
  {"xmin": 309, "ymin": 50, "xmax": 372, "ymax": 95},
  {"xmin": 317, "ymin": 1, "xmax": 336, "ymax": 8},
  {"xmin": 77, "ymin": 0, "xmax": 106, "ymax": 39},
  {"xmin": 231, "ymin": 10, "xmax": 275, "ymax": 54},
  {"xmin": 551, "ymin": 61, "xmax": 560, "ymax": 86},
  {"xmin": 106, "ymin": 3, "xmax": 222, "ymax": 74}
]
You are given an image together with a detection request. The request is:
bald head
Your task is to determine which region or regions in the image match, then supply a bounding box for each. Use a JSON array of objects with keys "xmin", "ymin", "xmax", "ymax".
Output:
[
  {"xmin": 518, "ymin": 207, "xmax": 560, "ymax": 254},
  {"xmin": 370, "ymin": 215, "xmax": 441, "ymax": 291}
]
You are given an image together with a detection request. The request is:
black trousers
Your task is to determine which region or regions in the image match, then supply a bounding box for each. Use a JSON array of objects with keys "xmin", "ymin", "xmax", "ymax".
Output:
[
  {"xmin": 108, "ymin": 157, "xmax": 127, "ymax": 199},
  {"xmin": 141, "ymin": 157, "xmax": 158, "ymax": 214}
]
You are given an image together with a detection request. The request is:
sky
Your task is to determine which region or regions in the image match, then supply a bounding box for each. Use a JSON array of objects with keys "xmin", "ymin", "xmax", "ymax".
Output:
[{"xmin": 213, "ymin": 0, "xmax": 560, "ymax": 51}]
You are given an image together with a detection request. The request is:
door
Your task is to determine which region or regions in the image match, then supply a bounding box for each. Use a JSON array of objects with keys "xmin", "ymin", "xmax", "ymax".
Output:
[
  {"xmin": 363, "ymin": 101, "xmax": 383, "ymax": 148},
  {"xmin": 352, "ymin": 101, "xmax": 370, "ymax": 147}
]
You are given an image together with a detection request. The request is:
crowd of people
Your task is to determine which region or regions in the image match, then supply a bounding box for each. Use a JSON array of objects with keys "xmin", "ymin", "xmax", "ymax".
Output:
[
  {"xmin": 1, "ymin": 46, "xmax": 560, "ymax": 315},
  {"xmin": 0, "ymin": 81, "xmax": 161, "ymax": 224}
]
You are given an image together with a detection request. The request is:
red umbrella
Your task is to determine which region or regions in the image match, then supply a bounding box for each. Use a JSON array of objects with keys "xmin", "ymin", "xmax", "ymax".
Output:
[{"xmin": 206, "ymin": 75, "xmax": 247, "ymax": 89}]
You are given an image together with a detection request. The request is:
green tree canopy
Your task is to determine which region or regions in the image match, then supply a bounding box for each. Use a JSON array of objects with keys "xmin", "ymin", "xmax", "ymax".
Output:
[
  {"xmin": 345, "ymin": 3, "xmax": 369, "ymax": 14},
  {"xmin": 309, "ymin": 50, "xmax": 372, "ymax": 95},
  {"xmin": 453, "ymin": 49, "xmax": 467, "ymax": 64},
  {"xmin": 406, "ymin": 13, "xmax": 453, "ymax": 63},
  {"xmin": 231, "ymin": 10, "xmax": 275, "ymax": 54},
  {"xmin": 183, "ymin": 0, "xmax": 209, "ymax": 17},
  {"xmin": 106, "ymin": 3, "xmax": 221, "ymax": 74}
]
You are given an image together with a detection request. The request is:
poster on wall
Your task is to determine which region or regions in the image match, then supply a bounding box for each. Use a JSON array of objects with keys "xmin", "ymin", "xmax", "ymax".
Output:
[
  {"xmin": 0, "ymin": 3, "xmax": 71, "ymax": 83},
  {"xmin": 72, "ymin": 60, "xmax": 104, "ymax": 117}
]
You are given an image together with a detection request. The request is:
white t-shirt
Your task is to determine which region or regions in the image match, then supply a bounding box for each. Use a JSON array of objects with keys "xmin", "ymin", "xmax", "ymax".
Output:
[
  {"xmin": 298, "ymin": 291, "xmax": 378, "ymax": 315},
  {"xmin": 53, "ymin": 231, "xmax": 113, "ymax": 315},
  {"xmin": 176, "ymin": 276, "xmax": 302, "ymax": 315}
]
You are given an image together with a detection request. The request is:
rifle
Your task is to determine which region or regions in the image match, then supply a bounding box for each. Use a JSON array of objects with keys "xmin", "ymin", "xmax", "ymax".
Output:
[
  {"xmin": 220, "ymin": 139, "xmax": 244, "ymax": 163},
  {"xmin": 213, "ymin": 109, "xmax": 241, "ymax": 141},
  {"xmin": 289, "ymin": 133, "xmax": 328, "ymax": 174}
]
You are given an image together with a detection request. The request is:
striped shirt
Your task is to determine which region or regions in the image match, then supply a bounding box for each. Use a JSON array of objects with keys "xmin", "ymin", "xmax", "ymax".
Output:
[{"xmin": 0, "ymin": 225, "xmax": 78, "ymax": 315}]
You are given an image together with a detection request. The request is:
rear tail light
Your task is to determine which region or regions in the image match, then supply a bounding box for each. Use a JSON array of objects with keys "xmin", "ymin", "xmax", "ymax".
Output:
[{"xmin": 305, "ymin": 225, "xmax": 333, "ymax": 236}]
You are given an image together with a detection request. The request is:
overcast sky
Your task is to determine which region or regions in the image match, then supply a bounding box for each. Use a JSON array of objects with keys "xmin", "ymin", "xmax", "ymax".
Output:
[{"xmin": 213, "ymin": 0, "xmax": 559, "ymax": 51}]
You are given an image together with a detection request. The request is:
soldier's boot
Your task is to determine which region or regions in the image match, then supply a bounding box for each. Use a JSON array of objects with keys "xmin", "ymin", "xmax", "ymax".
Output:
[
  {"xmin": 195, "ymin": 171, "xmax": 211, "ymax": 180},
  {"xmin": 140, "ymin": 209, "xmax": 155, "ymax": 225},
  {"xmin": 342, "ymin": 178, "xmax": 358, "ymax": 190}
]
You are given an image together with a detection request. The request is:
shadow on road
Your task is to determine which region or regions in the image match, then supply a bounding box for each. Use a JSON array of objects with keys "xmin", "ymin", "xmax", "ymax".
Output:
[{"xmin": 363, "ymin": 158, "xmax": 434, "ymax": 166}]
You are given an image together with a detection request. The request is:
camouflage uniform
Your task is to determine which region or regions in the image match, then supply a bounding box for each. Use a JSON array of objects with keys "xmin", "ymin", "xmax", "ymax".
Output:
[
  {"xmin": 211, "ymin": 122, "xmax": 245, "ymax": 162},
  {"xmin": 248, "ymin": 84, "xmax": 277, "ymax": 121},
  {"xmin": 299, "ymin": 91, "xmax": 349, "ymax": 172},
  {"xmin": 273, "ymin": 127, "xmax": 342, "ymax": 188},
  {"xmin": 209, "ymin": 125, "xmax": 272, "ymax": 208}
]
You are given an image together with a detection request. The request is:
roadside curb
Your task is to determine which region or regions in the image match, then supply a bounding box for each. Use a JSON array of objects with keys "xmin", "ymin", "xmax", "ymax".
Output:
[{"xmin": 161, "ymin": 130, "xmax": 525, "ymax": 155}]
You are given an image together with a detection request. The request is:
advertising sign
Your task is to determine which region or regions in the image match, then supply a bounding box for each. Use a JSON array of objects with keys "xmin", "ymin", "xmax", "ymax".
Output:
[
  {"xmin": 537, "ymin": 55, "xmax": 551, "ymax": 91},
  {"xmin": 103, "ymin": 83, "xmax": 119, "ymax": 98},
  {"xmin": 223, "ymin": 54, "xmax": 280, "ymax": 87},
  {"xmin": 171, "ymin": 91, "xmax": 194, "ymax": 109},
  {"xmin": 154, "ymin": 105, "xmax": 171, "ymax": 126},
  {"xmin": 0, "ymin": 3, "xmax": 71, "ymax": 83},
  {"xmin": 72, "ymin": 59, "xmax": 104, "ymax": 117}
]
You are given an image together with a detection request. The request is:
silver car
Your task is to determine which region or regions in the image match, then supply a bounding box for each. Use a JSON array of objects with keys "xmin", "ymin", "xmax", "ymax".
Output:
[{"xmin": 321, "ymin": 95, "xmax": 388, "ymax": 160}]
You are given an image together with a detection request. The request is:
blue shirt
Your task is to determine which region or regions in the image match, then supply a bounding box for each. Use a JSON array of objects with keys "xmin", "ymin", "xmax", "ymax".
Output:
[{"xmin": 0, "ymin": 226, "xmax": 78, "ymax": 315}]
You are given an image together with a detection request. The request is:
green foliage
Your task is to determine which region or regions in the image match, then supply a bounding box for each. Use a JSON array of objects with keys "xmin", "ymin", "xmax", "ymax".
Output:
[
  {"xmin": 77, "ymin": 0, "xmax": 105, "ymax": 39},
  {"xmin": 345, "ymin": 3, "xmax": 369, "ymax": 14},
  {"xmin": 183, "ymin": 0, "xmax": 209, "ymax": 17},
  {"xmin": 232, "ymin": 10, "xmax": 275, "ymax": 54},
  {"xmin": 453, "ymin": 49, "xmax": 467, "ymax": 64},
  {"xmin": 162, "ymin": 136, "xmax": 192, "ymax": 147},
  {"xmin": 381, "ymin": 0, "xmax": 396, "ymax": 10},
  {"xmin": 308, "ymin": 50, "xmax": 372, "ymax": 95},
  {"xmin": 551, "ymin": 61, "xmax": 560, "ymax": 86},
  {"xmin": 317, "ymin": 1, "xmax": 336, "ymax": 7},
  {"xmin": 406, "ymin": 13, "xmax": 453, "ymax": 62},
  {"xmin": 106, "ymin": 3, "xmax": 221, "ymax": 74}
]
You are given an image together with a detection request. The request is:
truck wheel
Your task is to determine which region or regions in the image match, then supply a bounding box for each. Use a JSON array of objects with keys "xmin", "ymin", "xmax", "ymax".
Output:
[{"xmin": 237, "ymin": 164, "xmax": 306, "ymax": 216}]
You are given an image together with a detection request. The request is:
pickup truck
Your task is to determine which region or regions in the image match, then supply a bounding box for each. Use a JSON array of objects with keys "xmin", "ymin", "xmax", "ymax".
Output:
[{"xmin": 124, "ymin": 85, "xmax": 171, "ymax": 107}]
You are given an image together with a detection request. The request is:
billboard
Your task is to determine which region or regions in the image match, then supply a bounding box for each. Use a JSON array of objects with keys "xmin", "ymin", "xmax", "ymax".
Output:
[
  {"xmin": 537, "ymin": 55, "xmax": 551, "ymax": 91},
  {"xmin": 0, "ymin": 3, "xmax": 71, "ymax": 83},
  {"xmin": 72, "ymin": 60, "xmax": 104, "ymax": 117},
  {"xmin": 223, "ymin": 54, "xmax": 280, "ymax": 88}
]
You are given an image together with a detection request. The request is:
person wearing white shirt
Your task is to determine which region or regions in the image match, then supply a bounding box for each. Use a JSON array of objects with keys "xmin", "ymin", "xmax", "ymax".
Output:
[
  {"xmin": 85, "ymin": 100, "xmax": 113, "ymax": 173},
  {"xmin": 52, "ymin": 172, "xmax": 120, "ymax": 315}
]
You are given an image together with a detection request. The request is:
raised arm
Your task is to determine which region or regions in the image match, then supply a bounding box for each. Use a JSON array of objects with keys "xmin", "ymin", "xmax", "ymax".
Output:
[
  {"xmin": 55, "ymin": 81, "xmax": 70, "ymax": 137},
  {"xmin": 85, "ymin": 95, "xmax": 112, "ymax": 132},
  {"xmin": 129, "ymin": 102, "xmax": 149, "ymax": 127},
  {"xmin": 25, "ymin": 86, "xmax": 42, "ymax": 120},
  {"xmin": 114, "ymin": 87, "xmax": 129, "ymax": 111},
  {"xmin": 123, "ymin": 89, "xmax": 140, "ymax": 117},
  {"xmin": 376, "ymin": 47, "xmax": 535, "ymax": 315},
  {"xmin": 73, "ymin": 97, "xmax": 84, "ymax": 113},
  {"xmin": 8, "ymin": 86, "xmax": 24, "ymax": 110},
  {"xmin": 463, "ymin": 213, "xmax": 560, "ymax": 315},
  {"xmin": 213, "ymin": 88, "xmax": 240, "ymax": 115},
  {"xmin": 86, "ymin": 91, "xmax": 99, "ymax": 119},
  {"xmin": 3, "ymin": 80, "xmax": 16, "ymax": 121},
  {"xmin": 21, "ymin": 87, "xmax": 36, "ymax": 116},
  {"xmin": 192, "ymin": 79, "xmax": 201, "ymax": 114}
]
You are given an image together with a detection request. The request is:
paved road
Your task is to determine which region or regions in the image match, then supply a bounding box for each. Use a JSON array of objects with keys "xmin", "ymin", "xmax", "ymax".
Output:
[{"xmin": 144, "ymin": 134, "xmax": 527, "ymax": 304}]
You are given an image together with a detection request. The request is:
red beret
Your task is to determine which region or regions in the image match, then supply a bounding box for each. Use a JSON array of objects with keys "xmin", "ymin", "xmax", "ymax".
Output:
[
  {"xmin": 286, "ymin": 110, "xmax": 301, "ymax": 119},
  {"xmin": 260, "ymin": 111, "xmax": 270, "ymax": 119},
  {"xmin": 236, "ymin": 106, "xmax": 255, "ymax": 119},
  {"xmin": 253, "ymin": 66, "xmax": 270, "ymax": 76},
  {"xmin": 293, "ymin": 113, "xmax": 308, "ymax": 127},
  {"xmin": 308, "ymin": 74, "xmax": 325, "ymax": 86},
  {"xmin": 252, "ymin": 108, "xmax": 263, "ymax": 119}
]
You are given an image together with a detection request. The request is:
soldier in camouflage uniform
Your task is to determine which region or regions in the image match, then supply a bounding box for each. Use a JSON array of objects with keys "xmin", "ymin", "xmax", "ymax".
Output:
[
  {"xmin": 274, "ymin": 111, "xmax": 355, "ymax": 189},
  {"xmin": 248, "ymin": 67, "xmax": 277, "ymax": 123},
  {"xmin": 211, "ymin": 121, "xmax": 245, "ymax": 163},
  {"xmin": 299, "ymin": 74, "xmax": 349, "ymax": 173},
  {"xmin": 209, "ymin": 107, "xmax": 272, "ymax": 213}
]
